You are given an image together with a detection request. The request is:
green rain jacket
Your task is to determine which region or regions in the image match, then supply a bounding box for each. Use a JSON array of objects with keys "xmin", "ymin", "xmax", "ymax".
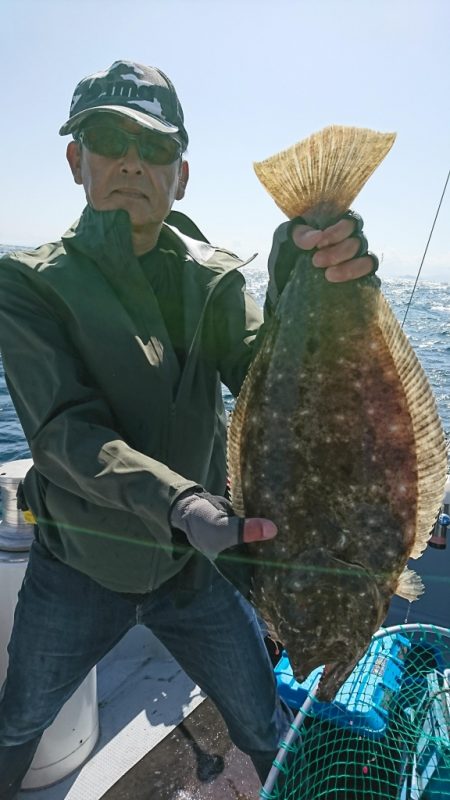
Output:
[{"xmin": 0, "ymin": 206, "xmax": 285, "ymax": 593}]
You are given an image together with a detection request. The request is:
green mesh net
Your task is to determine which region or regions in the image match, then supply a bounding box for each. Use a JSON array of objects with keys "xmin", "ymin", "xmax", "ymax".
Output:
[{"xmin": 262, "ymin": 625, "xmax": 450, "ymax": 800}]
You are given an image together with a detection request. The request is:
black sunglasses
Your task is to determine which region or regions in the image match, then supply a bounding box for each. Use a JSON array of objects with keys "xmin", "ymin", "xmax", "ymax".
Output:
[{"xmin": 75, "ymin": 125, "xmax": 183, "ymax": 165}]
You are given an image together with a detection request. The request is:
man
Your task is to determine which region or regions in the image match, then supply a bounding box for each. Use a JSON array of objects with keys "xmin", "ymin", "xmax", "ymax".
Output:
[{"xmin": 0, "ymin": 60, "xmax": 378, "ymax": 798}]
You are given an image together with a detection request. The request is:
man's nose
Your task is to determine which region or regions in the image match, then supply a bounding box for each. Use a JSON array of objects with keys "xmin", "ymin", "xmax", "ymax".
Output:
[{"xmin": 119, "ymin": 142, "xmax": 143, "ymax": 173}]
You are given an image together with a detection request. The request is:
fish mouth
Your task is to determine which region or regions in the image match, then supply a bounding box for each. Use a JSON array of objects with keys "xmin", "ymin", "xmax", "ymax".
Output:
[{"xmin": 317, "ymin": 660, "xmax": 358, "ymax": 702}]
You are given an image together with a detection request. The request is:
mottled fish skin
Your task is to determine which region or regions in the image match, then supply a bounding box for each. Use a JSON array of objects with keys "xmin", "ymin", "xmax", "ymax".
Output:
[{"xmin": 236, "ymin": 250, "xmax": 420, "ymax": 700}]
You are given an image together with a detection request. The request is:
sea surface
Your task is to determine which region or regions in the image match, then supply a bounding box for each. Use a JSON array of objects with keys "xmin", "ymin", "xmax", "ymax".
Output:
[{"xmin": 0, "ymin": 244, "xmax": 449, "ymax": 469}]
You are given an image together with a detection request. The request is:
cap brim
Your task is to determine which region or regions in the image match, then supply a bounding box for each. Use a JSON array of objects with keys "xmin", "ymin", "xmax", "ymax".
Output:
[{"xmin": 59, "ymin": 105, "xmax": 179, "ymax": 136}]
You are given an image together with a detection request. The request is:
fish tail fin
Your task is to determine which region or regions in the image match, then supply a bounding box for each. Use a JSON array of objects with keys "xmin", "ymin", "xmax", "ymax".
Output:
[
  {"xmin": 395, "ymin": 567, "xmax": 424, "ymax": 601},
  {"xmin": 253, "ymin": 125, "xmax": 396, "ymax": 227}
]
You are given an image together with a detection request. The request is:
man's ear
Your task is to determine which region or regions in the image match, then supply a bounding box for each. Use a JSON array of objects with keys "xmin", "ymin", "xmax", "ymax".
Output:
[
  {"xmin": 66, "ymin": 141, "xmax": 83, "ymax": 185},
  {"xmin": 176, "ymin": 159, "xmax": 189, "ymax": 201}
]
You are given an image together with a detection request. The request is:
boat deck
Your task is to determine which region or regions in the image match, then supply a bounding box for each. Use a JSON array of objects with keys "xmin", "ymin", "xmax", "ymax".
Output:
[
  {"xmin": 20, "ymin": 627, "xmax": 260, "ymax": 800},
  {"xmin": 101, "ymin": 698, "xmax": 260, "ymax": 800}
]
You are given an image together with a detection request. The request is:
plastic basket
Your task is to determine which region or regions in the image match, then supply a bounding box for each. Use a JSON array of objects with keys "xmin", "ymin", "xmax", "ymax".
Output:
[{"xmin": 262, "ymin": 624, "xmax": 450, "ymax": 800}]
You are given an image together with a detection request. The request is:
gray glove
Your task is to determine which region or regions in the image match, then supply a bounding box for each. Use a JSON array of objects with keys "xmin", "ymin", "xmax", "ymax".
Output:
[{"xmin": 170, "ymin": 490, "xmax": 276, "ymax": 560}]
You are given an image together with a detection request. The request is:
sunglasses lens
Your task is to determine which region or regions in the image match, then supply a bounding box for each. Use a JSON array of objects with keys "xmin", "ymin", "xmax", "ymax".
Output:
[
  {"xmin": 79, "ymin": 126, "xmax": 181, "ymax": 165},
  {"xmin": 139, "ymin": 134, "xmax": 181, "ymax": 165},
  {"xmin": 81, "ymin": 127, "xmax": 126, "ymax": 158}
]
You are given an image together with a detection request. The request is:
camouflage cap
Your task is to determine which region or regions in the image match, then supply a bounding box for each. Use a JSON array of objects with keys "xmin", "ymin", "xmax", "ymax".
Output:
[{"xmin": 59, "ymin": 60, "xmax": 188, "ymax": 147}]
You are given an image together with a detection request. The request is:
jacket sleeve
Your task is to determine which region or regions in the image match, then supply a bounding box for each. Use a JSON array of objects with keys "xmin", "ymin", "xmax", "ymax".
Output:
[
  {"xmin": 264, "ymin": 220, "xmax": 300, "ymax": 318},
  {"xmin": 211, "ymin": 225, "xmax": 300, "ymax": 397},
  {"xmin": 208, "ymin": 270, "xmax": 264, "ymax": 398},
  {"xmin": 0, "ymin": 262, "xmax": 199, "ymax": 542}
]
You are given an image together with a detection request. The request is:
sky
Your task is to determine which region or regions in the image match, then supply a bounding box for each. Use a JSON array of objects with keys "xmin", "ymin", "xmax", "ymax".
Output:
[{"xmin": 2, "ymin": 0, "xmax": 450, "ymax": 281}]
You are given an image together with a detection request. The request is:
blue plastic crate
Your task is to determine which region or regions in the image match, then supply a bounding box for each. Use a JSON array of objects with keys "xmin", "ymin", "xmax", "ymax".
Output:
[{"xmin": 275, "ymin": 631, "xmax": 411, "ymax": 738}]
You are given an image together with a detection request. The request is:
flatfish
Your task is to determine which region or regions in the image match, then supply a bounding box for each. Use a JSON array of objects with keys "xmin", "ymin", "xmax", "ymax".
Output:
[{"xmin": 228, "ymin": 126, "xmax": 448, "ymax": 700}]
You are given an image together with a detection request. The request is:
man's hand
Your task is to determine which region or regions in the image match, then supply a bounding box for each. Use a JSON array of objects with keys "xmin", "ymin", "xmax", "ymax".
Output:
[
  {"xmin": 170, "ymin": 490, "xmax": 277, "ymax": 560},
  {"xmin": 291, "ymin": 211, "xmax": 378, "ymax": 283}
]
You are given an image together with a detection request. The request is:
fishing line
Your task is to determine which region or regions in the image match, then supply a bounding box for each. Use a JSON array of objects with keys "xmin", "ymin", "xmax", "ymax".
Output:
[{"xmin": 401, "ymin": 168, "xmax": 450, "ymax": 329}]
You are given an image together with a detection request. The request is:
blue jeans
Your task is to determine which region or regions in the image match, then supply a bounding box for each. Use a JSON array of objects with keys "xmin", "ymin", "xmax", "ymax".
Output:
[{"xmin": 0, "ymin": 540, "xmax": 290, "ymax": 799}]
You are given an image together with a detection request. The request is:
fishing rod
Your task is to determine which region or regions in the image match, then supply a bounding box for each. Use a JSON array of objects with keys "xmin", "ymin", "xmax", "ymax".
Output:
[{"xmin": 401, "ymin": 168, "xmax": 450, "ymax": 329}]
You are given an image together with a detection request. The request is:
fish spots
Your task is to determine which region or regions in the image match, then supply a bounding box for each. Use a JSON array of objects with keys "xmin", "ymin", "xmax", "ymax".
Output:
[
  {"xmin": 307, "ymin": 338, "xmax": 319, "ymax": 355},
  {"xmin": 336, "ymin": 533, "xmax": 347, "ymax": 549}
]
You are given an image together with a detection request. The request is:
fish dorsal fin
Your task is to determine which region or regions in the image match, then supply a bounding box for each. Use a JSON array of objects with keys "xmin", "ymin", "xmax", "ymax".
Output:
[
  {"xmin": 254, "ymin": 125, "xmax": 396, "ymax": 227},
  {"xmin": 228, "ymin": 318, "xmax": 280, "ymax": 516},
  {"xmin": 377, "ymin": 293, "xmax": 448, "ymax": 558},
  {"xmin": 227, "ymin": 356, "xmax": 254, "ymax": 517},
  {"xmin": 227, "ymin": 416, "xmax": 244, "ymax": 517}
]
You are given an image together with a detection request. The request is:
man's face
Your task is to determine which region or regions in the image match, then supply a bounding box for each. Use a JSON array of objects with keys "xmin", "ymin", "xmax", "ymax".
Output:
[{"xmin": 67, "ymin": 114, "xmax": 188, "ymax": 229}]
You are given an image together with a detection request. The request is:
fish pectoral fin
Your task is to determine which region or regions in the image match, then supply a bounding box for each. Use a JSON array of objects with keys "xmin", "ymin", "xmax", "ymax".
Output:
[{"xmin": 395, "ymin": 567, "xmax": 424, "ymax": 601}]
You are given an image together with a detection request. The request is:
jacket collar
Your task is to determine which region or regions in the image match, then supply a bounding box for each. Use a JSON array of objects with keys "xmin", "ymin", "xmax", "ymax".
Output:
[{"xmin": 62, "ymin": 205, "xmax": 256, "ymax": 277}]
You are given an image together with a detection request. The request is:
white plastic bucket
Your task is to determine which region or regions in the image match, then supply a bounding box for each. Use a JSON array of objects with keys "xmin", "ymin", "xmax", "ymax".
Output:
[{"xmin": 0, "ymin": 460, "xmax": 99, "ymax": 789}]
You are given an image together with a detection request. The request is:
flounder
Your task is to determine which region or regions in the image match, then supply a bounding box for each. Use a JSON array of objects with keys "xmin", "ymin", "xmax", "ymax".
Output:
[{"xmin": 228, "ymin": 126, "xmax": 448, "ymax": 700}]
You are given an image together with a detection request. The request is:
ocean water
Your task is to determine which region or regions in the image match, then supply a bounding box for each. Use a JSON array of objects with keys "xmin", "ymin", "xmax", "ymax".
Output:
[{"xmin": 0, "ymin": 245, "xmax": 449, "ymax": 468}]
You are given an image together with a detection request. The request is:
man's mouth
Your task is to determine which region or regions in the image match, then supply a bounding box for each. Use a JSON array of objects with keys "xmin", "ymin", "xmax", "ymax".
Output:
[{"xmin": 112, "ymin": 189, "xmax": 148, "ymax": 199}]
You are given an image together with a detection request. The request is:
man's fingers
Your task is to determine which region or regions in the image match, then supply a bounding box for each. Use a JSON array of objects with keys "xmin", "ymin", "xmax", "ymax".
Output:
[
  {"xmin": 291, "ymin": 225, "xmax": 323, "ymax": 250},
  {"xmin": 324, "ymin": 255, "xmax": 375, "ymax": 283},
  {"xmin": 312, "ymin": 236, "xmax": 360, "ymax": 268},
  {"xmin": 291, "ymin": 217, "xmax": 356, "ymax": 251},
  {"xmin": 317, "ymin": 217, "xmax": 355, "ymax": 246},
  {"xmin": 242, "ymin": 518, "xmax": 277, "ymax": 543}
]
